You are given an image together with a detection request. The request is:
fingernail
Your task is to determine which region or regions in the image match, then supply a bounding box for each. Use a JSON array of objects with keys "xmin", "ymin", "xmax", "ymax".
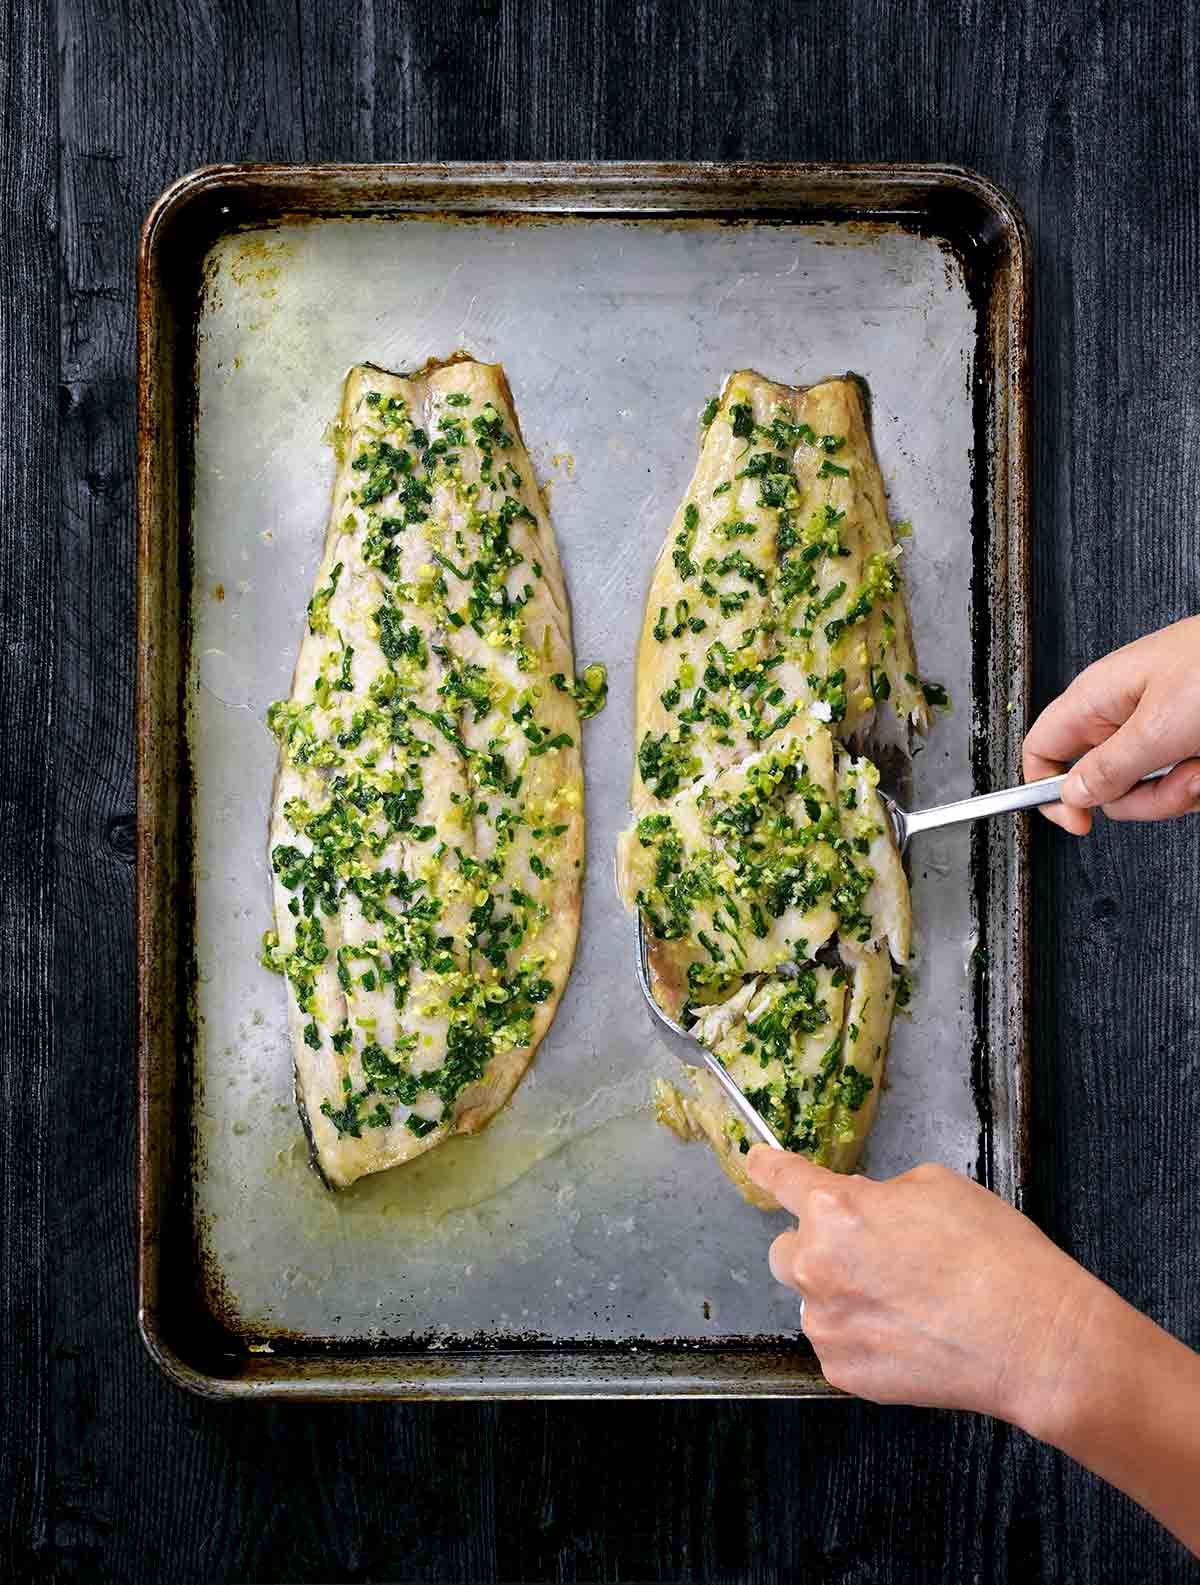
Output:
[
  {"xmin": 1063, "ymin": 771, "xmax": 1090, "ymax": 805},
  {"xmin": 767, "ymin": 1239, "xmax": 790, "ymax": 1287},
  {"xmin": 746, "ymin": 1144, "xmax": 774, "ymax": 1181}
]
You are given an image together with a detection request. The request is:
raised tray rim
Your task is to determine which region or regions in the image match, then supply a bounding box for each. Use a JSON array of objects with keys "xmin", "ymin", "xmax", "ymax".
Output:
[{"xmin": 136, "ymin": 160, "xmax": 1031, "ymax": 1400}]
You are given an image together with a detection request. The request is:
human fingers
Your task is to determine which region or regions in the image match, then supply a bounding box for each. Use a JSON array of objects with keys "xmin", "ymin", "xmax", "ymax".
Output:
[
  {"xmin": 766, "ymin": 1227, "xmax": 808, "ymax": 1295},
  {"xmin": 746, "ymin": 1144, "xmax": 845, "ymax": 1218},
  {"xmin": 1024, "ymin": 618, "xmax": 1200, "ymax": 827},
  {"xmin": 1022, "ymin": 660, "xmax": 1144, "ymax": 834},
  {"xmin": 1014, "ymin": 767, "xmax": 1090, "ymax": 843},
  {"xmin": 1022, "ymin": 698, "xmax": 1114, "ymax": 834},
  {"xmin": 1023, "ymin": 652, "xmax": 1146, "ymax": 775},
  {"xmin": 1021, "ymin": 727, "xmax": 1091, "ymax": 832},
  {"xmin": 1059, "ymin": 700, "xmax": 1190, "ymax": 809},
  {"xmin": 1098, "ymin": 757, "xmax": 1200, "ymax": 821}
]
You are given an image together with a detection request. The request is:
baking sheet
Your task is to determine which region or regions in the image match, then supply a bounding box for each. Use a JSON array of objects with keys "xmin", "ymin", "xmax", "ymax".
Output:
[{"xmin": 188, "ymin": 211, "xmax": 989, "ymax": 1346}]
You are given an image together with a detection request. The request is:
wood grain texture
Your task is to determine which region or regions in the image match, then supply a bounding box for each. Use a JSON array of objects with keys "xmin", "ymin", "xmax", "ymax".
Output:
[
  {"xmin": 0, "ymin": 0, "xmax": 1196, "ymax": 1579},
  {"xmin": 0, "ymin": 1, "xmax": 56, "ymax": 1579}
]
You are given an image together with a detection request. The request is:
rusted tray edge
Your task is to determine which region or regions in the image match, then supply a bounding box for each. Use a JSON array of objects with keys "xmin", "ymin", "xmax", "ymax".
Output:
[
  {"xmin": 983, "ymin": 197, "xmax": 1032, "ymax": 1212},
  {"xmin": 136, "ymin": 1310, "xmax": 848, "ymax": 1402},
  {"xmin": 135, "ymin": 160, "xmax": 1032, "ymax": 1400},
  {"xmin": 140, "ymin": 156, "xmax": 1028, "ymax": 219}
]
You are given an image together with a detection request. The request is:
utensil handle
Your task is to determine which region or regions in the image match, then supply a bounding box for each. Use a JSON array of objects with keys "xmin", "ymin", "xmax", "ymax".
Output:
[
  {"xmin": 904, "ymin": 765, "xmax": 1175, "ymax": 840},
  {"xmin": 699, "ymin": 1050, "xmax": 786, "ymax": 1151}
]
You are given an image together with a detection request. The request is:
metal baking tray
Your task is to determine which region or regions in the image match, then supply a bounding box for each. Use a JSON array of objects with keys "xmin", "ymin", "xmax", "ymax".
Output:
[{"xmin": 137, "ymin": 162, "xmax": 1031, "ymax": 1399}]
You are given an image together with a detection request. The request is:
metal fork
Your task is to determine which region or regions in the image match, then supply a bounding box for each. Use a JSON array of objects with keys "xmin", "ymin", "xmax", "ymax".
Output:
[
  {"xmin": 636, "ymin": 915, "xmax": 786, "ymax": 1150},
  {"xmin": 636, "ymin": 765, "xmax": 1173, "ymax": 1150}
]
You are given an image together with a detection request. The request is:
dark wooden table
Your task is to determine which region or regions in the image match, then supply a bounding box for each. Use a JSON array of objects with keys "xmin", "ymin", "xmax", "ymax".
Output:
[{"xmin": 4, "ymin": 1, "xmax": 1199, "ymax": 1580}]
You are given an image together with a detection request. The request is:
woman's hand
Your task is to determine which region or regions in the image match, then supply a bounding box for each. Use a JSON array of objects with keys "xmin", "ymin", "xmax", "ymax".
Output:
[
  {"xmin": 1022, "ymin": 615, "xmax": 1200, "ymax": 834},
  {"xmin": 747, "ymin": 1148, "xmax": 1200, "ymax": 1555},
  {"xmin": 745, "ymin": 1149, "xmax": 1103, "ymax": 1428}
]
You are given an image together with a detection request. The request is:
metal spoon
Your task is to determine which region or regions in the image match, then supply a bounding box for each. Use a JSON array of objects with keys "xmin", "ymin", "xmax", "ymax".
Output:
[
  {"xmin": 636, "ymin": 764, "xmax": 1173, "ymax": 1150},
  {"xmin": 879, "ymin": 764, "xmax": 1171, "ymax": 851}
]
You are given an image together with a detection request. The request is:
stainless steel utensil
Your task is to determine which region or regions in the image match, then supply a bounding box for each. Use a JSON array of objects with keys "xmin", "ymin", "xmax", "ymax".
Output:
[
  {"xmin": 879, "ymin": 765, "xmax": 1172, "ymax": 851},
  {"xmin": 635, "ymin": 917, "xmax": 786, "ymax": 1150},
  {"xmin": 635, "ymin": 766, "xmax": 1172, "ymax": 1149}
]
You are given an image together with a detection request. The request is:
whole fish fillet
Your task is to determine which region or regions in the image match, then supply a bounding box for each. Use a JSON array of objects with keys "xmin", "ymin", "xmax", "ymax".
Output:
[
  {"xmin": 265, "ymin": 356, "xmax": 591, "ymax": 1189},
  {"xmin": 619, "ymin": 370, "xmax": 931, "ymax": 1208}
]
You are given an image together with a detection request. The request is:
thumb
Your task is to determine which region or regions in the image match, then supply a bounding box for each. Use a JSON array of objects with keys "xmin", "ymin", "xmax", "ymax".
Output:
[
  {"xmin": 746, "ymin": 1144, "xmax": 837, "ymax": 1215},
  {"xmin": 1060, "ymin": 708, "xmax": 1170, "ymax": 808}
]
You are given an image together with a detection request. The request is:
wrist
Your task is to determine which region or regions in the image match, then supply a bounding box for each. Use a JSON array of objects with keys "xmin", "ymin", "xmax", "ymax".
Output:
[
  {"xmin": 1004, "ymin": 1278, "xmax": 1200, "ymax": 1553},
  {"xmin": 1004, "ymin": 1264, "xmax": 1119, "ymax": 1446}
]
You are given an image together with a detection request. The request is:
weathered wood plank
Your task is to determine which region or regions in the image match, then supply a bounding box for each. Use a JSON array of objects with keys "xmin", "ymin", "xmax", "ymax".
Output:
[
  {"xmin": 0, "ymin": 0, "xmax": 56, "ymax": 1578},
  {"xmin": 48, "ymin": 0, "xmax": 372, "ymax": 1578},
  {"xmin": 1025, "ymin": 9, "xmax": 1200, "ymax": 1577}
]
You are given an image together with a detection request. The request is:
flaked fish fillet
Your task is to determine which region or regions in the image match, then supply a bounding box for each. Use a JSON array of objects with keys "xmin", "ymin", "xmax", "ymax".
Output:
[
  {"xmin": 620, "ymin": 370, "xmax": 932, "ymax": 1206},
  {"xmin": 265, "ymin": 356, "xmax": 595, "ymax": 1188}
]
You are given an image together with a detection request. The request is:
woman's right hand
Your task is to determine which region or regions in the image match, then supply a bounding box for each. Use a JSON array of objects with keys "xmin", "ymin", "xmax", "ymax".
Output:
[
  {"xmin": 1022, "ymin": 615, "xmax": 1200, "ymax": 833},
  {"xmin": 746, "ymin": 1148, "xmax": 1200, "ymax": 1556},
  {"xmin": 745, "ymin": 1149, "xmax": 1099, "ymax": 1426}
]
